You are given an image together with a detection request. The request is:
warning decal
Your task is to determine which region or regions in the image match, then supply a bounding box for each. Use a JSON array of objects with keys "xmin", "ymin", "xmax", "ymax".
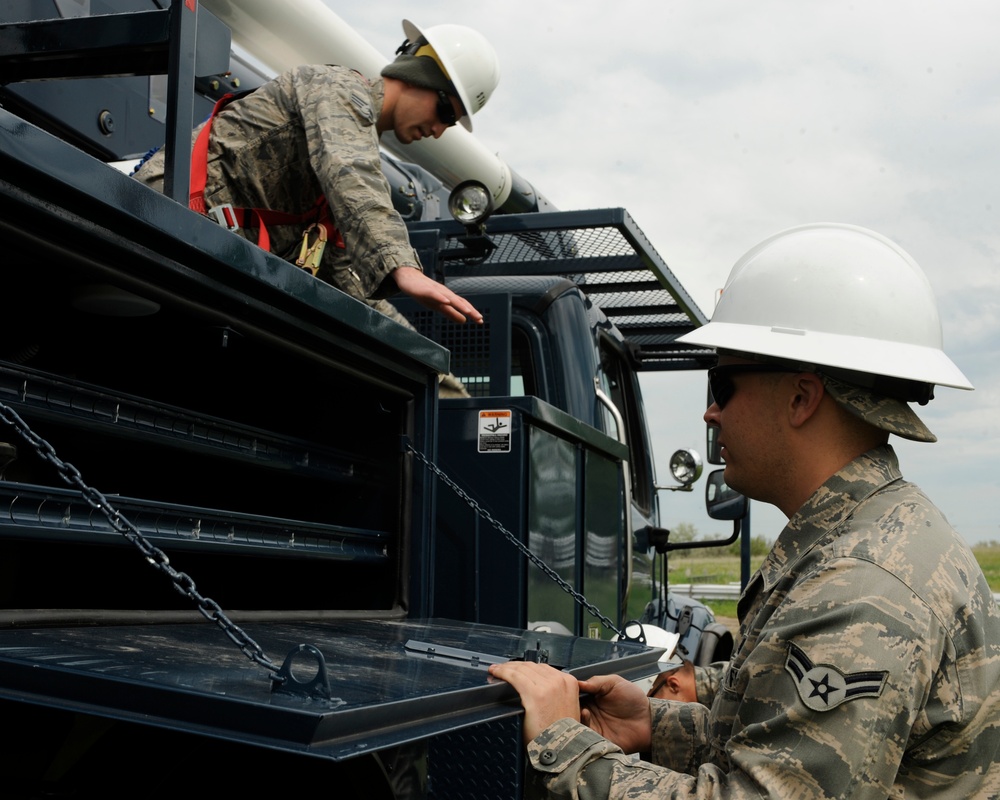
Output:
[{"xmin": 478, "ymin": 409, "xmax": 512, "ymax": 453}]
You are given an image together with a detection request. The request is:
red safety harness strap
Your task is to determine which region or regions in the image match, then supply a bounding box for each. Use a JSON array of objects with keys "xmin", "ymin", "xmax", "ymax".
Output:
[{"xmin": 189, "ymin": 93, "xmax": 344, "ymax": 256}]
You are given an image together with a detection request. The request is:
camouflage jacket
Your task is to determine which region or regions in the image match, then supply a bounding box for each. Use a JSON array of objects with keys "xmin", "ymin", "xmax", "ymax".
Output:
[
  {"xmin": 134, "ymin": 65, "xmax": 420, "ymax": 302},
  {"xmin": 527, "ymin": 445, "xmax": 1000, "ymax": 799},
  {"xmin": 694, "ymin": 661, "xmax": 725, "ymax": 706}
]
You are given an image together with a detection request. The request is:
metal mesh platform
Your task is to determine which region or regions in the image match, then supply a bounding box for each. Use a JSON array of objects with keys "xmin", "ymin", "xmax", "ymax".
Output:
[{"xmin": 411, "ymin": 208, "xmax": 714, "ymax": 372}]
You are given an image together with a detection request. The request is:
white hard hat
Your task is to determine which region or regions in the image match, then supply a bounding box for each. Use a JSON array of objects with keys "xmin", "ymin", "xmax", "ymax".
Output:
[
  {"xmin": 678, "ymin": 223, "xmax": 973, "ymax": 391},
  {"xmin": 612, "ymin": 622, "xmax": 679, "ymax": 651},
  {"xmin": 401, "ymin": 19, "xmax": 500, "ymax": 132}
]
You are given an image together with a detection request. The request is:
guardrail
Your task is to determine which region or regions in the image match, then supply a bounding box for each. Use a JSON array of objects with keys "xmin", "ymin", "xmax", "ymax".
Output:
[{"xmin": 670, "ymin": 583, "xmax": 742, "ymax": 601}]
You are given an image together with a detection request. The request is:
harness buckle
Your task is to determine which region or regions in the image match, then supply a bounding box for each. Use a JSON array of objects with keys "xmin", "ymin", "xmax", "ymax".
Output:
[
  {"xmin": 296, "ymin": 223, "xmax": 328, "ymax": 275},
  {"xmin": 208, "ymin": 203, "xmax": 240, "ymax": 231}
]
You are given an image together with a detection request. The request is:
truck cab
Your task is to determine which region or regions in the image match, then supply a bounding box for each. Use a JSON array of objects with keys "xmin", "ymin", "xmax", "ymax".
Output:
[{"xmin": 392, "ymin": 208, "xmax": 714, "ymax": 638}]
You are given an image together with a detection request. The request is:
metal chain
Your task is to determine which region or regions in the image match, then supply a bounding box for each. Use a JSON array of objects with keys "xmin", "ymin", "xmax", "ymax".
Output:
[
  {"xmin": 0, "ymin": 401, "xmax": 279, "ymax": 676},
  {"xmin": 0, "ymin": 396, "xmax": 627, "ymax": 668},
  {"xmin": 405, "ymin": 441, "xmax": 624, "ymax": 639}
]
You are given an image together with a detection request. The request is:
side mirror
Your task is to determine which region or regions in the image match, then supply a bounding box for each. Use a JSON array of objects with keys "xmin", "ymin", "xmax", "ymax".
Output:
[
  {"xmin": 705, "ymin": 469, "xmax": 747, "ymax": 521},
  {"xmin": 705, "ymin": 379, "xmax": 724, "ymax": 465},
  {"xmin": 706, "ymin": 425, "xmax": 723, "ymax": 465}
]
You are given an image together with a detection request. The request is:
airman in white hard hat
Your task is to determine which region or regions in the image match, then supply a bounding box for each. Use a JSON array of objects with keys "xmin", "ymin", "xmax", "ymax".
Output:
[
  {"xmin": 489, "ymin": 224, "xmax": 999, "ymax": 799},
  {"xmin": 135, "ymin": 19, "xmax": 501, "ymax": 327},
  {"xmin": 382, "ymin": 20, "xmax": 500, "ymax": 133}
]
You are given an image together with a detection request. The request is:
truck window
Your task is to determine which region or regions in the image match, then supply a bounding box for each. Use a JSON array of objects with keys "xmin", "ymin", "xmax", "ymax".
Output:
[
  {"xmin": 510, "ymin": 326, "xmax": 537, "ymax": 398},
  {"xmin": 598, "ymin": 338, "xmax": 653, "ymax": 516},
  {"xmin": 527, "ymin": 427, "xmax": 579, "ymax": 633}
]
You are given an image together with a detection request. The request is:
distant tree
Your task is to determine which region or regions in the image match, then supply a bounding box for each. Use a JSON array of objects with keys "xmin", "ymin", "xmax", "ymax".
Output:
[
  {"xmin": 665, "ymin": 522, "xmax": 698, "ymax": 558},
  {"xmin": 725, "ymin": 534, "xmax": 773, "ymax": 557}
]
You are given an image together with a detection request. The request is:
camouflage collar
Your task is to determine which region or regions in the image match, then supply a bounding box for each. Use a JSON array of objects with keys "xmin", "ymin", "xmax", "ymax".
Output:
[
  {"xmin": 369, "ymin": 77, "xmax": 386, "ymax": 122},
  {"xmin": 758, "ymin": 445, "xmax": 902, "ymax": 591}
]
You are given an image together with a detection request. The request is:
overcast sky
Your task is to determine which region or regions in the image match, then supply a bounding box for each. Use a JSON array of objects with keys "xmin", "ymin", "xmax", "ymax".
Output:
[{"xmin": 330, "ymin": 1, "xmax": 999, "ymax": 546}]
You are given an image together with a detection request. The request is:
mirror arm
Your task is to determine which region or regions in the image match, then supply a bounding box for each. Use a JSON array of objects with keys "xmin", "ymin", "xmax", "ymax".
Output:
[{"xmin": 637, "ymin": 520, "xmax": 742, "ymax": 554}]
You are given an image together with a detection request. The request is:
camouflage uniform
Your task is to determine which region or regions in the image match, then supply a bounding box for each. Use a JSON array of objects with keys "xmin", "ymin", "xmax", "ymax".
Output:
[
  {"xmin": 134, "ymin": 64, "xmax": 421, "ymax": 302},
  {"xmin": 526, "ymin": 445, "xmax": 1000, "ymax": 798},
  {"xmin": 693, "ymin": 661, "xmax": 724, "ymax": 706}
]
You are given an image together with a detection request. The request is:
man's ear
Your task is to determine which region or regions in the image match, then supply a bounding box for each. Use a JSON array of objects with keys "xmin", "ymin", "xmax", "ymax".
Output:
[{"xmin": 787, "ymin": 372, "xmax": 825, "ymax": 429}]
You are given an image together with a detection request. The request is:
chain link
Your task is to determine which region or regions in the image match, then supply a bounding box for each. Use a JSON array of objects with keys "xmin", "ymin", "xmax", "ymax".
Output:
[
  {"xmin": 405, "ymin": 442, "xmax": 624, "ymax": 639},
  {"xmin": 0, "ymin": 401, "xmax": 279, "ymax": 676}
]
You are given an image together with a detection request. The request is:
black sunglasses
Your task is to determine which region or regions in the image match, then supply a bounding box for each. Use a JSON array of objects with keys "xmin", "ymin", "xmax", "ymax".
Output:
[
  {"xmin": 708, "ymin": 364, "xmax": 801, "ymax": 409},
  {"xmin": 435, "ymin": 91, "xmax": 459, "ymax": 127}
]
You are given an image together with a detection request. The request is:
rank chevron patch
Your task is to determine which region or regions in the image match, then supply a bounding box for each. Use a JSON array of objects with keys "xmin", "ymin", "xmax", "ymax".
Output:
[{"xmin": 784, "ymin": 642, "xmax": 888, "ymax": 712}]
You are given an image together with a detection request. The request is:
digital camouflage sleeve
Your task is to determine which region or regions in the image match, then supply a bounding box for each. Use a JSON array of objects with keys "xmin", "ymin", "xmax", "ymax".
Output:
[
  {"xmin": 694, "ymin": 661, "xmax": 725, "ymax": 706},
  {"xmin": 525, "ymin": 446, "xmax": 1000, "ymax": 799}
]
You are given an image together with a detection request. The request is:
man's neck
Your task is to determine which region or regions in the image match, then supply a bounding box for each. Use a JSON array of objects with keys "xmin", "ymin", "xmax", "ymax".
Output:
[{"xmin": 376, "ymin": 77, "xmax": 396, "ymax": 135}]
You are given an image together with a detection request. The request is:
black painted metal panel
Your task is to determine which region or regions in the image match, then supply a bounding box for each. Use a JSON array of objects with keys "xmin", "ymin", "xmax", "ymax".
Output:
[{"xmin": 0, "ymin": 618, "xmax": 662, "ymax": 760}]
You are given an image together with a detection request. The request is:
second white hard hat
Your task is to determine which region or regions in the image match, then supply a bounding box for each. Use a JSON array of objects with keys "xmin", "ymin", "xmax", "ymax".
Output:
[{"xmin": 678, "ymin": 223, "xmax": 972, "ymax": 391}]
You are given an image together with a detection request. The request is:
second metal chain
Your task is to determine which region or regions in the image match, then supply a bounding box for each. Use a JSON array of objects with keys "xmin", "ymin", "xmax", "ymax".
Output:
[{"xmin": 405, "ymin": 441, "xmax": 624, "ymax": 639}]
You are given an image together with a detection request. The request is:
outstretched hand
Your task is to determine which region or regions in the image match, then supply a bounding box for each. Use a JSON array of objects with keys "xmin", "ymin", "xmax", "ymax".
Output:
[
  {"xmin": 578, "ymin": 674, "xmax": 653, "ymax": 754},
  {"xmin": 392, "ymin": 266, "xmax": 483, "ymax": 324}
]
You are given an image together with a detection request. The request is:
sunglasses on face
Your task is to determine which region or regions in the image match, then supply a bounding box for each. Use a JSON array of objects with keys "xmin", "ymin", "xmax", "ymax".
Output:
[
  {"xmin": 435, "ymin": 91, "xmax": 459, "ymax": 127},
  {"xmin": 708, "ymin": 364, "xmax": 801, "ymax": 409}
]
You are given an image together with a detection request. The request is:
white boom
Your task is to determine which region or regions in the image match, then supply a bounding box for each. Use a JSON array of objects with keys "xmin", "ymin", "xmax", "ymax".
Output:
[{"xmin": 200, "ymin": 0, "xmax": 513, "ymax": 207}]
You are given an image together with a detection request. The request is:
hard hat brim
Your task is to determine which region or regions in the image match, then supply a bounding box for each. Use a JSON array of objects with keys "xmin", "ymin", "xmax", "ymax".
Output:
[{"xmin": 678, "ymin": 321, "xmax": 974, "ymax": 391}]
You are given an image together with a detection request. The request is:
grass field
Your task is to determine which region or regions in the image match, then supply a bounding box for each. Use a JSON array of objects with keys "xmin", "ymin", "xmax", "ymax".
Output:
[
  {"xmin": 666, "ymin": 554, "xmax": 763, "ymax": 588},
  {"xmin": 659, "ymin": 555, "xmax": 753, "ymax": 619},
  {"xmin": 974, "ymin": 545, "xmax": 1000, "ymax": 591},
  {"xmin": 664, "ymin": 545, "xmax": 1000, "ymax": 619}
]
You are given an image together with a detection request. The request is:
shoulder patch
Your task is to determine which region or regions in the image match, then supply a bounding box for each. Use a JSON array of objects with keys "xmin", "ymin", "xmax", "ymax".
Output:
[
  {"xmin": 349, "ymin": 91, "xmax": 374, "ymax": 123},
  {"xmin": 784, "ymin": 642, "xmax": 887, "ymax": 712}
]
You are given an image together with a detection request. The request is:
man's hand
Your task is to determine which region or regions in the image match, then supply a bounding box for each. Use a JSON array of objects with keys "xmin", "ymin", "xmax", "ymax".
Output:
[
  {"xmin": 392, "ymin": 266, "xmax": 483, "ymax": 324},
  {"xmin": 578, "ymin": 674, "xmax": 653, "ymax": 754},
  {"xmin": 488, "ymin": 661, "xmax": 582, "ymax": 743}
]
